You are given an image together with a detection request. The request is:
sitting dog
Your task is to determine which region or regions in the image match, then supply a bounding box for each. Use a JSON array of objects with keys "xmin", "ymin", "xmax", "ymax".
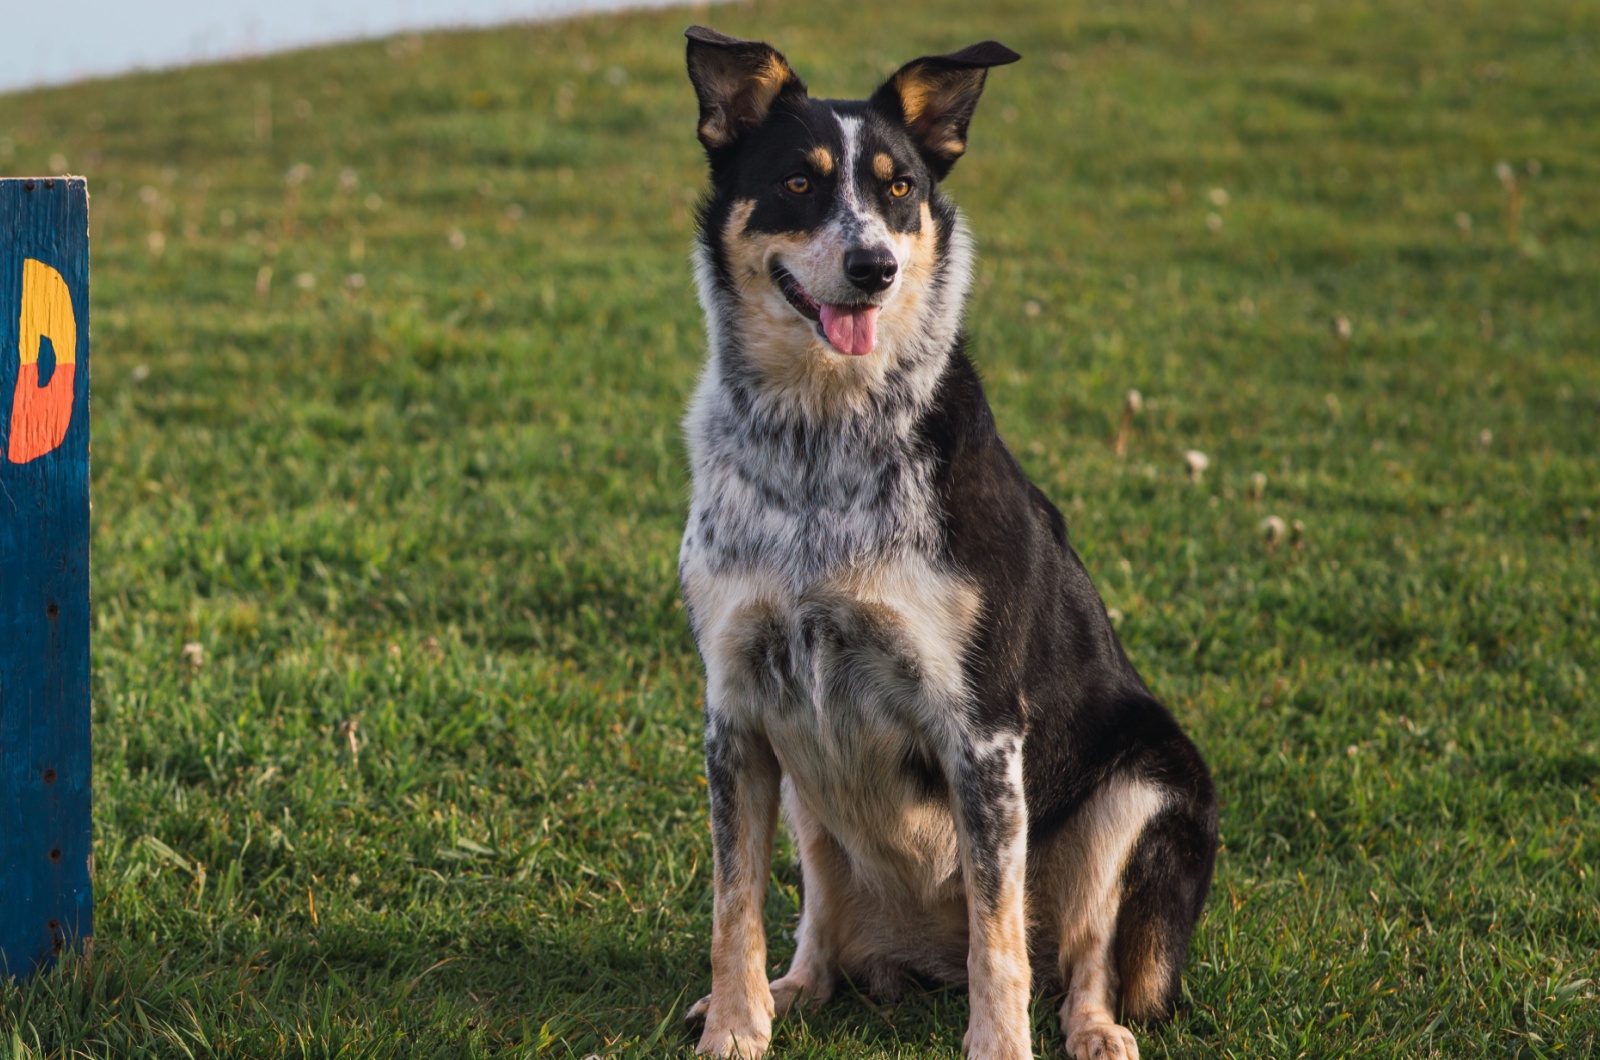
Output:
[{"xmin": 676, "ymin": 26, "xmax": 1217, "ymax": 1060}]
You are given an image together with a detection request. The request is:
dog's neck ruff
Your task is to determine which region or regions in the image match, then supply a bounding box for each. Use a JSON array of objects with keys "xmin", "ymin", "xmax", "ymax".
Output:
[{"xmin": 683, "ymin": 215, "xmax": 975, "ymax": 586}]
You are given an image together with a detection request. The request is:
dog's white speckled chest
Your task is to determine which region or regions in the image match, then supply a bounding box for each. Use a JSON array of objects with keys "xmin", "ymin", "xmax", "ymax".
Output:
[{"xmin": 679, "ymin": 365, "xmax": 983, "ymax": 898}]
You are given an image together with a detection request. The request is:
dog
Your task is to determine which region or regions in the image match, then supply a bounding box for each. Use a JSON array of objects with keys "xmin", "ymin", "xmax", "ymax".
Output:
[{"xmin": 676, "ymin": 26, "xmax": 1218, "ymax": 1060}]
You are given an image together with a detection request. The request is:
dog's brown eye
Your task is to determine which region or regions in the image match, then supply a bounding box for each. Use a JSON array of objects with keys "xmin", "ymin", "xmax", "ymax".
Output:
[
  {"xmin": 784, "ymin": 174, "xmax": 811, "ymax": 194},
  {"xmin": 889, "ymin": 178, "xmax": 912, "ymax": 198}
]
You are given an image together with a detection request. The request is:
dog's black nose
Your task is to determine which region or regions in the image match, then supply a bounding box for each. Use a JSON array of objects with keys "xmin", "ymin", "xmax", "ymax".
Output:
[{"xmin": 843, "ymin": 248, "xmax": 898, "ymax": 294}]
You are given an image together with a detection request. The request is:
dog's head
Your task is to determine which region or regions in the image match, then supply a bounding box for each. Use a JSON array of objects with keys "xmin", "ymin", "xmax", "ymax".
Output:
[{"xmin": 686, "ymin": 27, "xmax": 1018, "ymax": 406}]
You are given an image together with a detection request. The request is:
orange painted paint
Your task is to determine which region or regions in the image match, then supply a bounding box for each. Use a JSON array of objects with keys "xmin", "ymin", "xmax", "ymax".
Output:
[{"xmin": 8, "ymin": 258, "xmax": 78, "ymax": 464}]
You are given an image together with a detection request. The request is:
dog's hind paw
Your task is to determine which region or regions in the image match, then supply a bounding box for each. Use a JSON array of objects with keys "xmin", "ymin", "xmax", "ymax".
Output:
[
  {"xmin": 683, "ymin": 993, "xmax": 712, "ymax": 1038},
  {"xmin": 770, "ymin": 971, "xmax": 833, "ymax": 1014},
  {"xmin": 1066, "ymin": 1021, "xmax": 1140, "ymax": 1060}
]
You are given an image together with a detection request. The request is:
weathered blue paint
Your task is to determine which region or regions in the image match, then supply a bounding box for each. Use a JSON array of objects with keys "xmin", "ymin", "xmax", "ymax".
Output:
[{"xmin": 0, "ymin": 177, "xmax": 92, "ymax": 980}]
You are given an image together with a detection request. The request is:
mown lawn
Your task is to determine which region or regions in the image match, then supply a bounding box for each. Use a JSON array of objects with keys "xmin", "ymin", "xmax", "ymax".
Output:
[{"xmin": 1, "ymin": 0, "xmax": 1597, "ymax": 1055}]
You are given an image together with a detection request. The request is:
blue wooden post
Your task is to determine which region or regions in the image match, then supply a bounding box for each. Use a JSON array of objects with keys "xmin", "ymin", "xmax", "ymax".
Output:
[{"xmin": 1, "ymin": 177, "xmax": 92, "ymax": 980}]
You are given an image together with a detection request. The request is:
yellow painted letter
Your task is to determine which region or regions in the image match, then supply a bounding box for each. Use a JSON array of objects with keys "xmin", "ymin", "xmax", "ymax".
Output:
[{"xmin": 8, "ymin": 258, "xmax": 78, "ymax": 464}]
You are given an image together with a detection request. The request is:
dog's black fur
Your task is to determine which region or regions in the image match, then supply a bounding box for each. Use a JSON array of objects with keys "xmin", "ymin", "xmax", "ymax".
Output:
[{"xmin": 677, "ymin": 26, "xmax": 1217, "ymax": 1060}]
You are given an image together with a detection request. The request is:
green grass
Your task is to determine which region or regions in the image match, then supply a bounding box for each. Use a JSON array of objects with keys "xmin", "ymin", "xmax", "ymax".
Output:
[{"xmin": 2, "ymin": 0, "xmax": 1598, "ymax": 1055}]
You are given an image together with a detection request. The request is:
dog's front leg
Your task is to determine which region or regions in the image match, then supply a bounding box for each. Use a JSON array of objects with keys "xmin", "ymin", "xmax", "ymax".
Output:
[
  {"xmin": 697, "ymin": 716, "xmax": 782, "ymax": 1059},
  {"xmin": 952, "ymin": 733, "xmax": 1033, "ymax": 1060}
]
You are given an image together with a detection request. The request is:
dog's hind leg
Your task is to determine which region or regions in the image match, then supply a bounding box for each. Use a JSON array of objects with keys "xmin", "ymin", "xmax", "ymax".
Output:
[
  {"xmin": 769, "ymin": 779, "xmax": 845, "ymax": 1014},
  {"xmin": 1049, "ymin": 778, "xmax": 1169, "ymax": 1060}
]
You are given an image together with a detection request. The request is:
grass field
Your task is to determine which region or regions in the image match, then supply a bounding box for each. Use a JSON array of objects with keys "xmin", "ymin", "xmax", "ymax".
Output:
[{"xmin": 2, "ymin": 0, "xmax": 1598, "ymax": 1055}]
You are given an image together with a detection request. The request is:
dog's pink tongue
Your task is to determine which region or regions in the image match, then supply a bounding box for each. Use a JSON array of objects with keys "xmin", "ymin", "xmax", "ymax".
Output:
[{"xmin": 819, "ymin": 304, "xmax": 880, "ymax": 356}]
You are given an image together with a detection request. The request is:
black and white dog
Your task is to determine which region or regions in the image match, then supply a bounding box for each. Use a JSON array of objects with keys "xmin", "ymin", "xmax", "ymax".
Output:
[{"xmin": 677, "ymin": 26, "xmax": 1217, "ymax": 1060}]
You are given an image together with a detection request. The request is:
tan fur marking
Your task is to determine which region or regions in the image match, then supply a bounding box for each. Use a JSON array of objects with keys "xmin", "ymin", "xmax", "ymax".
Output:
[
  {"xmin": 873, "ymin": 152, "xmax": 895, "ymax": 181},
  {"xmin": 869, "ymin": 203, "xmax": 938, "ymax": 366},
  {"xmin": 890, "ymin": 70, "xmax": 972, "ymax": 161},
  {"xmin": 807, "ymin": 146, "xmax": 834, "ymax": 175},
  {"xmin": 698, "ymin": 54, "xmax": 796, "ymax": 149},
  {"xmin": 893, "ymin": 71, "xmax": 934, "ymax": 127},
  {"xmin": 716, "ymin": 201, "xmax": 900, "ymax": 418},
  {"xmin": 1117, "ymin": 938, "xmax": 1173, "ymax": 1022}
]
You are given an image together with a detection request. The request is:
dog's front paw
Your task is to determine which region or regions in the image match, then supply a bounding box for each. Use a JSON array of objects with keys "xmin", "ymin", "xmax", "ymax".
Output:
[
  {"xmin": 692, "ymin": 996, "xmax": 773, "ymax": 1058},
  {"xmin": 1066, "ymin": 1021, "xmax": 1140, "ymax": 1060},
  {"xmin": 963, "ymin": 1021, "xmax": 1033, "ymax": 1060}
]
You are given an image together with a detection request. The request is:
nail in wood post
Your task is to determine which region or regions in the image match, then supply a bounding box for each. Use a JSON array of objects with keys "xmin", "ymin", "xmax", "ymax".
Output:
[{"xmin": 1, "ymin": 176, "xmax": 92, "ymax": 980}]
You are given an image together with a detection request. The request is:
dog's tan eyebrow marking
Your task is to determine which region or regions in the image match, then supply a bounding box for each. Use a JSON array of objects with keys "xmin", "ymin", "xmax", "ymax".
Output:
[
  {"xmin": 806, "ymin": 146, "xmax": 834, "ymax": 175},
  {"xmin": 873, "ymin": 152, "xmax": 895, "ymax": 181}
]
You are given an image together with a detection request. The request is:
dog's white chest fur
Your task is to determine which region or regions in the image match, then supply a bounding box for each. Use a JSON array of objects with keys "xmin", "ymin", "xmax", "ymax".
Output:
[
  {"xmin": 683, "ymin": 554, "xmax": 981, "ymax": 900},
  {"xmin": 680, "ymin": 362, "xmax": 984, "ymax": 902}
]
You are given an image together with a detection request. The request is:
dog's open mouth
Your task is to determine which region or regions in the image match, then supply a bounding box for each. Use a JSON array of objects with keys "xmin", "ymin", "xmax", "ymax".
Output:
[{"xmin": 772, "ymin": 263, "xmax": 880, "ymax": 357}]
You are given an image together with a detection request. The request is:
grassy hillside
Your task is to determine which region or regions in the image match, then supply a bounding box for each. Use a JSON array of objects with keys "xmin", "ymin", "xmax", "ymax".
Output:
[{"xmin": 3, "ymin": 0, "xmax": 1597, "ymax": 1055}]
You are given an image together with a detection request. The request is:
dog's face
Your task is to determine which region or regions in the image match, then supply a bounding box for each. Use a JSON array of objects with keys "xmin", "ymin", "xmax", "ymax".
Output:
[{"xmin": 686, "ymin": 28, "xmax": 1018, "ymax": 402}]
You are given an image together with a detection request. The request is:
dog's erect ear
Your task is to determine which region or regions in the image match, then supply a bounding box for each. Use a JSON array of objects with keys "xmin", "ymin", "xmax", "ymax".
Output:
[
  {"xmin": 685, "ymin": 26, "xmax": 806, "ymax": 152},
  {"xmin": 870, "ymin": 42, "xmax": 1020, "ymax": 179}
]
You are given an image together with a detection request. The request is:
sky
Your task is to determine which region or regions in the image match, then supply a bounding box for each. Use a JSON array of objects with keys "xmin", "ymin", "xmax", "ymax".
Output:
[{"xmin": 2, "ymin": 0, "xmax": 693, "ymax": 93}]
